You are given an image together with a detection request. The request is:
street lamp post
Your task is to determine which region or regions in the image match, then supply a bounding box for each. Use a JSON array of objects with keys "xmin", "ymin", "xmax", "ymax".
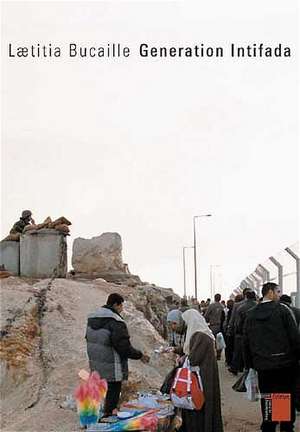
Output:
[
  {"xmin": 183, "ymin": 246, "xmax": 194, "ymax": 299},
  {"xmin": 193, "ymin": 214, "xmax": 212, "ymax": 300}
]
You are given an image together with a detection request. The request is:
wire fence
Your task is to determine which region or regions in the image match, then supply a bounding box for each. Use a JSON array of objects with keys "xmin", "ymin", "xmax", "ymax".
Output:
[{"xmin": 231, "ymin": 241, "xmax": 299, "ymax": 307}]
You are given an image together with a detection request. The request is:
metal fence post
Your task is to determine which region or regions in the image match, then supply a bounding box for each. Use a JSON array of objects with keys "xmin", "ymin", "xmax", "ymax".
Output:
[
  {"xmin": 245, "ymin": 276, "xmax": 255, "ymax": 289},
  {"xmin": 252, "ymin": 271, "xmax": 262, "ymax": 289},
  {"xmin": 269, "ymin": 256, "xmax": 283, "ymax": 294},
  {"xmin": 285, "ymin": 247, "xmax": 300, "ymax": 309},
  {"xmin": 248, "ymin": 274, "xmax": 260, "ymax": 295},
  {"xmin": 247, "ymin": 274, "xmax": 258, "ymax": 293},
  {"xmin": 240, "ymin": 280, "xmax": 247, "ymax": 290},
  {"xmin": 257, "ymin": 264, "xmax": 270, "ymax": 282}
]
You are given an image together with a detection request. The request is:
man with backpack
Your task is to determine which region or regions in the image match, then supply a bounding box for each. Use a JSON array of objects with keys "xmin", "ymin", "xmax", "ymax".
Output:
[{"xmin": 243, "ymin": 282, "xmax": 300, "ymax": 432}]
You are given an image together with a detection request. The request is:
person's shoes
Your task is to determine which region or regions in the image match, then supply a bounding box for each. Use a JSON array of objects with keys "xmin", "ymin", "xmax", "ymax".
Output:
[{"xmin": 228, "ymin": 367, "xmax": 238, "ymax": 375}]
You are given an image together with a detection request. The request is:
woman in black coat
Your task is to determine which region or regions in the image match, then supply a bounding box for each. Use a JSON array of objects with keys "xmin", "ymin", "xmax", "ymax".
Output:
[{"xmin": 180, "ymin": 309, "xmax": 224, "ymax": 432}]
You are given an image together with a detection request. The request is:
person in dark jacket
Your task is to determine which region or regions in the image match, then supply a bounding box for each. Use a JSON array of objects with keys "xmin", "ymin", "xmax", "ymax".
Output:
[
  {"xmin": 231, "ymin": 290, "xmax": 257, "ymax": 372},
  {"xmin": 279, "ymin": 294, "xmax": 300, "ymax": 412},
  {"xmin": 179, "ymin": 309, "xmax": 223, "ymax": 432},
  {"xmin": 205, "ymin": 294, "xmax": 225, "ymax": 360},
  {"xmin": 243, "ymin": 283, "xmax": 300, "ymax": 432},
  {"xmin": 227, "ymin": 289, "xmax": 251, "ymax": 374},
  {"xmin": 86, "ymin": 293, "xmax": 149, "ymax": 417},
  {"xmin": 222, "ymin": 299, "xmax": 234, "ymax": 366},
  {"xmin": 279, "ymin": 295, "xmax": 300, "ymax": 328},
  {"xmin": 10, "ymin": 210, "xmax": 35, "ymax": 234},
  {"xmin": 235, "ymin": 291, "xmax": 257, "ymax": 336},
  {"xmin": 226, "ymin": 289, "xmax": 251, "ymax": 338}
]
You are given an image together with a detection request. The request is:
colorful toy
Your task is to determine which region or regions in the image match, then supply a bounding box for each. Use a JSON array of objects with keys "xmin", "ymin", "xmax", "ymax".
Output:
[{"xmin": 75, "ymin": 371, "xmax": 108, "ymax": 426}]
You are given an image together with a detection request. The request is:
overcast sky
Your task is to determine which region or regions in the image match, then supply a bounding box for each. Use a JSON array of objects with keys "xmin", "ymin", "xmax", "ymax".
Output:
[{"xmin": 1, "ymin": 1, "xmax": 298, "ymax": 299}]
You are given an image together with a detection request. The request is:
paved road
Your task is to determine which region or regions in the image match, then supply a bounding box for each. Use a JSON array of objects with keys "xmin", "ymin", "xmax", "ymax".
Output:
[{"xmin": 218, "ymin": 359, "xmax": 300, "ymax": 432}]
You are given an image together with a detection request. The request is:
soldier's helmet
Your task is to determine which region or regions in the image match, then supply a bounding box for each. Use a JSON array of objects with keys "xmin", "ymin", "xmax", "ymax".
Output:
[{"xmin": 21, "ymin": 210, "xmax": 32, "ymax": 219}]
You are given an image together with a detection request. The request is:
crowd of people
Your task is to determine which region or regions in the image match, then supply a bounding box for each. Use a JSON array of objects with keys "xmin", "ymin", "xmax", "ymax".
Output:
[{"xmin": 85, "ymin": 283, "xmax": 300, "ymax": 432}]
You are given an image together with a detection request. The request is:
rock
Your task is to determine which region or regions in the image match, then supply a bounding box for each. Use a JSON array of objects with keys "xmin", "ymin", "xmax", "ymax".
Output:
[
  {"xmin": 72, "ymin": 233, "xmax": 125, "ymax": 274},
  {"xmin": 127, "ymin": 278, "xmax": 139, "ymax": 288},
  {"xmin": 104, "ymin": 283, "xmax": 180, "ymax": 339},
  {"xmin": 94, "ymin": 278, "xmax": 107, "ymax": 284}
]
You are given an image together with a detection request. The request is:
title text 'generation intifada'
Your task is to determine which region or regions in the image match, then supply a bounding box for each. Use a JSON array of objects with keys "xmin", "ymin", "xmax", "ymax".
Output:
[{"xmin": 8, "ymin": 42, "xmax": 292, "ymax": 59}]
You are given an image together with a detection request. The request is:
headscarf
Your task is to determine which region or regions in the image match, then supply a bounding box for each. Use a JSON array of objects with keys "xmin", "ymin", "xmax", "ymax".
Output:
[
  {"xmin": 182, "ymin": 309, "xmax": 215, "ymax": 355},
  {"xmin": 167, "ymin": 309, "xmax": 182, "ymax": 324},
  {"xmin": 166, "ymin": 309, "xmax": 185, "ymax": 347}
]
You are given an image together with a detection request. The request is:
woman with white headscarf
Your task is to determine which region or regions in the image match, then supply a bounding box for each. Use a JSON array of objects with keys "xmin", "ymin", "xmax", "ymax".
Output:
[
  {"xmin": 180, "ymin": 309, "xmax": 223, "ymax": 432},
  {"xmin": 182, "ymin": 309, "xmax": 215, "ymax": 355}
]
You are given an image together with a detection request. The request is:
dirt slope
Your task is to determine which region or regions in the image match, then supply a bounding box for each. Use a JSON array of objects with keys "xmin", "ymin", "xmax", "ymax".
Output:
[{"xmin": 0, "ymin": 277, "xmax": 173, "ymax": 432}]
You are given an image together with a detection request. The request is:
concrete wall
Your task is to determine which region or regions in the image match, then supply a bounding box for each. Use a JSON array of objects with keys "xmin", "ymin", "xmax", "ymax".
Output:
[
  {"xmin": 20, "ymin": 229, "xmax": 67, "ymax": 278},
  {"xmin": 0, "ymin": 241, "xmax": 20, "ymax": 275}
]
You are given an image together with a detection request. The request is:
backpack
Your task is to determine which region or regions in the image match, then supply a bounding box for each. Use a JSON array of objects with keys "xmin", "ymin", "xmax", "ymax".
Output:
[{"xmin": 170, "ymin": 357, "xmax": 205, "ymax": 411}]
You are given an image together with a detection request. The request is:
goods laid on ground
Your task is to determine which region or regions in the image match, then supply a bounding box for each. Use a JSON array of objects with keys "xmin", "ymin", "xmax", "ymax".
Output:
[{"xmin": 74, "ymin": 370, "xmax": 176, "ymax": 431}]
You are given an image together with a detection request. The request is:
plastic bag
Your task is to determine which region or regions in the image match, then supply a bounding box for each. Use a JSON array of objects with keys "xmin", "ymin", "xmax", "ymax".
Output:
[
  {"xmin": 245, "ymin": 368, "xmax": 259, "ymax": 401},
  {"xmin": 137, "ymin": 394, "xmax": 160, "ymax": 409},
  {"xmin": 216, "ymin": 332, "xmax": 226, "ymax": 350}
]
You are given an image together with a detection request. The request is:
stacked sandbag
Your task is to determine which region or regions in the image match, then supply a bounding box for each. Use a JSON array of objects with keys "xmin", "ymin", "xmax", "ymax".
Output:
[
  {"xmin": 0, "ymin": 270, "xmax": 12, "ymax": 279},
  {"xmin": 23, "ymin": 216, "xmax": 72, "ymax": 235},
  {"xmin": 1, "ymin": 233, "xmax": 21, "ymax": 241}
]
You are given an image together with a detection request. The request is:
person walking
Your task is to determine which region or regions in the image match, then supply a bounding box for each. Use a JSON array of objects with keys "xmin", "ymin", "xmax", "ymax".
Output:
[
  {"xmin": 222, "ymin": 299, "xmax": 234, "ymax": 366},
  {"xmin": 243, "ymin": 282, "xmax": 300, "ymax": 432},
  {"xmin": 86, "ymin": 293, "xmax": 149, "ymax": 417},
  {"xmin": 279, "ymin": 295, "xmax": 300, "ymax": 328},
  {"xmin": 204, "ymin": 294, "xmax": 225, "ymax": 359},
  {"xmin": 231, "ymin": 290, "xmax": 257, "ymax": 373},
  {"xmin": 227, "ymin": 289, "xmax": 251, "ymax": 374},
  {"xmin": 279, "ymin": 294, "xmax": 300, "ymax": 413},
  {"xmin": 178, "ymin": 309, "xmax": 223, "ymax": 432}
]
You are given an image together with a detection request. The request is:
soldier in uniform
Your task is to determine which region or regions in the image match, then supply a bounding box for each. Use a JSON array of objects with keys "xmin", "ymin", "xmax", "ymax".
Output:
[{"xmin": 10, "ymin": 210, "xmax": 35, "ymax": 234}]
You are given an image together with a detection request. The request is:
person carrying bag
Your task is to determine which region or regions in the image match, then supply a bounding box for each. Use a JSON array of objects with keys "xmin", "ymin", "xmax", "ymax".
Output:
[{"xmin": 171, "ymin": 356, "xmax": 205, "ymax": 411}]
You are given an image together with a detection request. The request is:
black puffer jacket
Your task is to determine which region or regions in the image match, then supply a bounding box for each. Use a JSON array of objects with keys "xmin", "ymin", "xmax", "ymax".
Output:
[
  {"xmin": 243, "ymin": 301, "xmax": 300, "ymax": 371},
  {"xmin": 86, "ymin": 306, "xmax": 142, "ymax": 381},
  {"xmin": 235, "ymin": 299, "xmax": 257, "ymax": 336}
]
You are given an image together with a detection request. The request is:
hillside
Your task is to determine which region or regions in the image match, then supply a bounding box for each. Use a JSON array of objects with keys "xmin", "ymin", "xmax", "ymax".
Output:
[{"xmin": 0, "ymin": 276, "xmax": 176, "ymax": 432}]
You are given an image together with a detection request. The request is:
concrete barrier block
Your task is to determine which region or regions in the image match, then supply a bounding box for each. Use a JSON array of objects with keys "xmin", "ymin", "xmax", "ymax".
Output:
[
  {"xmin": 0, "ymin": 241, "xmax": 20, "ymax": 275},
  {"xmin": 20, "ymin": 229, "xmax": 67, "ymax": 278}
]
